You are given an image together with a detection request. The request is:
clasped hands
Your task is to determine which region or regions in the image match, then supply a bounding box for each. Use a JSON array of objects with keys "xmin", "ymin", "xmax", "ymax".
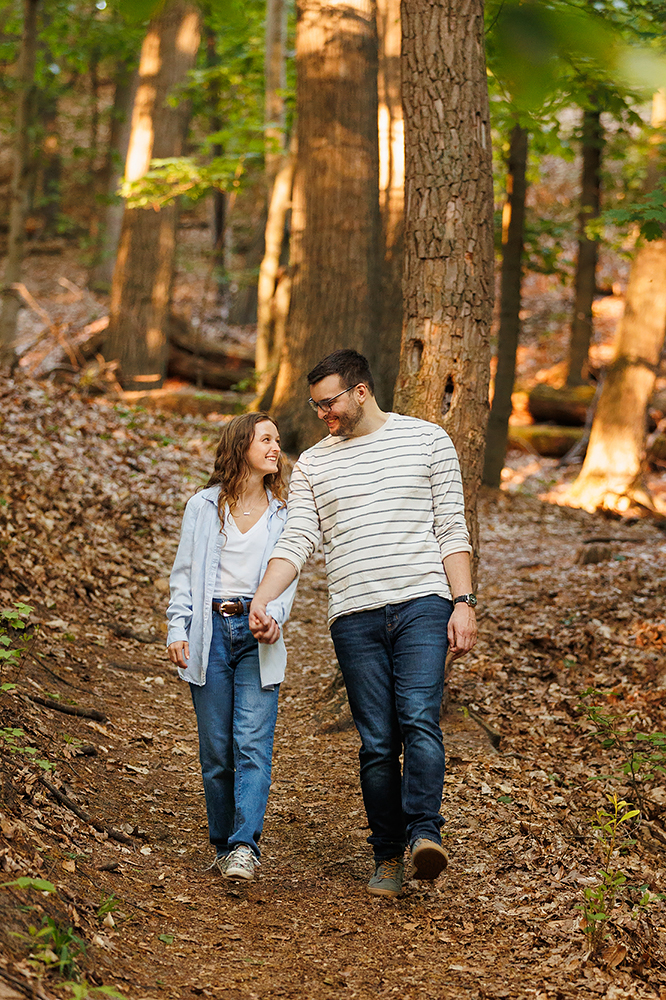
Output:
[{"xmin": 249, "ymin": 600, "xmax": 280, "ymax": 644}]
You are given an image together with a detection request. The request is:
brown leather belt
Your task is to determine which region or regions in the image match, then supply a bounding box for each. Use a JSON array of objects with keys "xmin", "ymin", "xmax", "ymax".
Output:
[{"xmin": 212, "ymin": 598, "xmax": 251, "ymax": 617}]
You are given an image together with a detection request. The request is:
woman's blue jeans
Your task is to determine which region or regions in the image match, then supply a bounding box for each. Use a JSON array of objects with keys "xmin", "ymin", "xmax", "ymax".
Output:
[
  {"xmin": 330, "ymin": 594, "xmax": 452, "ymax": 862},
  {"xmin": 190, "ymin": 612, "xmax": 279, "ymax": 859}
]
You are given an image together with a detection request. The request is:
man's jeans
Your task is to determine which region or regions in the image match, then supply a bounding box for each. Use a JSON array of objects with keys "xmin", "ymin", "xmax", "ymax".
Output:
[
  {"xmin": 190, "ymin": 612, "xmax": 279, "ymax": 858},
  {"xmin": 330, "ymin": 595, "xmax": 452, "ymax": 861}
]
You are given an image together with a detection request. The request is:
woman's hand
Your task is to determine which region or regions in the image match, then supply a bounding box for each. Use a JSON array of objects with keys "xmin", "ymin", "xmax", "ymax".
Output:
[{"xmin": 168, "ymin": 641, "xmax": 190, "ymax": 668}]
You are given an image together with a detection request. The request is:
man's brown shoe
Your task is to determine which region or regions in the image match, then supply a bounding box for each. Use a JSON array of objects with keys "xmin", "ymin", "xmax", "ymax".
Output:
[{"xmin": 411, "ymin": 838, "xmax": 448, "ymax": 880}]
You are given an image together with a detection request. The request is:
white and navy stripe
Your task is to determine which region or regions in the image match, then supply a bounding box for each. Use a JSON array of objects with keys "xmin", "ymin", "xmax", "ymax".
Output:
[{"xmin": 271, "ymin": 412, "xmax": 472, "ymax": 624}]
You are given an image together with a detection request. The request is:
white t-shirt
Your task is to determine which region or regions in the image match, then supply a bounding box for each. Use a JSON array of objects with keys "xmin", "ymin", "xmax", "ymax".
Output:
[{"xmin": 214, "ymin": 508, "xmax": 270, "ymax": 598}]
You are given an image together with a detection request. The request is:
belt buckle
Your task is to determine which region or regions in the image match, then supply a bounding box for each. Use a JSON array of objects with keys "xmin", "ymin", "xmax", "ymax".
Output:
[{"xmin": 221, "ymin": 600, "xmax": 240, "ymax": 617}]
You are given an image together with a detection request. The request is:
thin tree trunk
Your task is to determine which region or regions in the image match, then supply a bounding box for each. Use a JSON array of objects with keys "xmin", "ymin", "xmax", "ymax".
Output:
[
  {"xmin": 375, "ymin": 0, "xmax": 404, "ymax": 409},
  {"xmin": 0, "ymin": 0, "xmax": 40, "ymax": 364},
  {"xmin": 394, "ymin": 0, "xmax": 494, "ymax": 576},
  {"xmin": 566, "ymin": 106, "xmax": 603, "ymax": 387},
  {"xmin": 40, "ymin": 91, "xmax": 61, "ymax": 236},
  {"xmin": 89, "ymin": 65, "xmax": 135, "ymax": 290},
  {"xmin": 254, "ymin": 149, "xmax": 295, "ymax": 407},
  {"xmin": 265, "ymin": 0, "xmax": 288, "ymax": 189},
  {"xmin": 270, "ymin": 0, "xmax": 381, "ymax": 452},
  {"xmin": 205, "ymin": 27, "xmax": 227, "ymax": 301},
  {"xmin": 483, "ymin": 123, "xmax": 528, "ymax": 488},
  {"xmin": 103, "ymin": 1, "xmax": 201, "ymax": 390}
]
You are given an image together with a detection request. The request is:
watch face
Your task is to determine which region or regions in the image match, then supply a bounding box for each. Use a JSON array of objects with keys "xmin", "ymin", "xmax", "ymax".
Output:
[{"xmin": 469, "ymin": 594, "xmax": 478, "ymax": 607}]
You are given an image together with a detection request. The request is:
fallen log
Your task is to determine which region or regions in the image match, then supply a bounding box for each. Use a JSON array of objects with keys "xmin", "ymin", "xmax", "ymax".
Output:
[
  {"xmin": 527, "ymin": 384, "xmax": 596, "ymax": 426},
  {"xmin": 509, "ymin": 424, "xmax": 584, "ymax": 457},
  {"xmin": 39, "ymin": 777, "xmax": 132, "ymax": 844},
  {"xmin": 167, "ymin": 315, "xmax": 254, "ymax": 390},
  {"xmin": 24, "ymin": 693, "xmax": 107, "ymax": 722}
]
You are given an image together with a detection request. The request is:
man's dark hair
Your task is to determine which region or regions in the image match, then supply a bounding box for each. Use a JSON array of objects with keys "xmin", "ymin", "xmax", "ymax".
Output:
[{"xmin": 307, "ymin": 350, "xmax": 375, "ymax": 395}]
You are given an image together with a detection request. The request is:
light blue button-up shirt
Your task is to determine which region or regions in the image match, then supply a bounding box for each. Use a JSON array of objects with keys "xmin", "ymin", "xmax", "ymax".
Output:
[{"xmin": 166, "ymin": 486, "xmax": 298, "ymax": 689}]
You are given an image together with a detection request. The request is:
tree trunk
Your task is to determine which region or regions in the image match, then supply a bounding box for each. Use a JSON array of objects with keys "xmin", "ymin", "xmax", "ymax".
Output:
[
  {"xmin": 270, "ymin": 0, "xmax": 381, "ymax": 452},
  {"xmin": 375, "ymin": 0, "xmax": 404, "ymax": 409},
  {"xmin": 394, "ymin": 0, "xmax": 494, "ymax": 574},
  {"xmin": 483, "ymin": 123, "xmax": 528, "ymax": 488},
  {"xmin": 265, "ymin": 0, "xmax": 288, "ymax": 188},
  {"xmin": 103, "ymin": 1, "xmax": 201, "ymax": 390},
  {"xmin": 565, "ymin": 238, "xmax": 666, "ymax": 513},
  {"xmin": 254, "ymin": 150, "xmax": 295, "ymax": 407},
  {"xmin": 0, "ymin": 0, "xmax": 40, "ymax": 364},
  {"xmin": 566, "ymin": 106, "xmax": 603, "ymax": 387},
  {"xmin": 89, "ymin": 65, "xmax": 136, "ymax": 290}
]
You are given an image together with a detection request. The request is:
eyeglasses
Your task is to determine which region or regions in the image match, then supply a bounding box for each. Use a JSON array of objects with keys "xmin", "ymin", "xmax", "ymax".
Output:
[{"xmin": 308, "ymin": 385, "xmax": 359, "ymax": 413}]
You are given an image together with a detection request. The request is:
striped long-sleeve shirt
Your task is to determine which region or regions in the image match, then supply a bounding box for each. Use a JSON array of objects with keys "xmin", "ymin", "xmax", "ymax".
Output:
[{"xmin": 270, "ymin": 412, "xmax": 472, "ymax": 624}]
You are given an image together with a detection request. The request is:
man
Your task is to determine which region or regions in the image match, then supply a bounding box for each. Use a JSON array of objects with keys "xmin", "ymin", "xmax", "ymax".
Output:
[{"xmin": 250, "ymin": 350, "xmax": 477, "ymax": 898}]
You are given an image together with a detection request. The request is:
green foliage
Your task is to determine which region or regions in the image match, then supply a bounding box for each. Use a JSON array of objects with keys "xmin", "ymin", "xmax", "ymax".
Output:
[
  {"xmin": 579, "ymin": 689, "xmax": 666, "ymax": 817},
  {"xmin": 0, "ymin": 727, "xmax": 54, "ymax": 771},
  {"xmin": 60, "ymin": 982, "xmax": 128, "ymax": 1000},
  {"xmin": 577, "ymin": 794, "xmax": 639, "ymax": 954},
  {"xmin": 121, "ymin": 155, "xmax": 252, "ymax": 209},
  {"xmin": 0, "ymin": 602, "xmax": 37, "ymax": 671},
  {"xmin": 13, "ymin": 915, "xmax": 86, "ymax": 978},
  {"xmin": 602, "ymin": 183, "xmax": 666, "ymax": 240},
  {"xmin": 0, "ymin": 876, "xmax": 56, "ymax": 893}
]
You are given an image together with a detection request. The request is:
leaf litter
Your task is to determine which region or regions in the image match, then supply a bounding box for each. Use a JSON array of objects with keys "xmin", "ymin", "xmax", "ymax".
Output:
[{"xmin": 0, "ymin": 372, "xmax": 664, "ymax": 1000}]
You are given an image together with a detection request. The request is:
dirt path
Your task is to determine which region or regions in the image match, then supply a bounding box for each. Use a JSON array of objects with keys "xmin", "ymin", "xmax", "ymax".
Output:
[{"xmin": 0, "ymin": 383, "xmax": 665, "ymax": 1000}]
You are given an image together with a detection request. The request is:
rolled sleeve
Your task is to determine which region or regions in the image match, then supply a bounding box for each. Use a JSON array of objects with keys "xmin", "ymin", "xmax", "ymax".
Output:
[{"xmin": 166, "ymin": 500, "xmax": 196, "ymax": 646}]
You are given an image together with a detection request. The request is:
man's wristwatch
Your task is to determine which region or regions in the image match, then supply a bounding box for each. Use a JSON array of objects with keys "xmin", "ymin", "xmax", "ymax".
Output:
[{"xmin": 453, "ymin": 593, "xmax": 477, "ymax": 608}]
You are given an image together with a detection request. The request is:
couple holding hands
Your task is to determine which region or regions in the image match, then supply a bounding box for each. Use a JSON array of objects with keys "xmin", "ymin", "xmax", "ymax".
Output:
[{"xmin": 166, "ymin": 350, "xmax": 477, "ymax": 899}]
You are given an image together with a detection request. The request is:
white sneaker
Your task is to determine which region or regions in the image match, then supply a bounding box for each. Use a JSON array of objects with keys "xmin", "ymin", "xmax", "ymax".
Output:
[{"xmin": 224, "ymin": 844, "xmax": 259, "ymax": 881}]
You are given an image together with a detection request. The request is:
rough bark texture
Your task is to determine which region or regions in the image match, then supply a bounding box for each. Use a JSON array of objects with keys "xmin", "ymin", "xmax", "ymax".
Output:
[
  {"xmin": 565, "ymin": 238, "xmax": 666, "ymax": 513},
  {"xmin": 103, "ymin": 1, "xmax": 201, "ymax": 391},
  {"xmin": 270, "ymin": 0, "xmax": 381, "ymax": 451},
  {"xmin": 0, "ymin": 0, "xmax": 40, "ymax": 363},
  {"xmin": 376, "ymin": 0, "xmax": 404, "ymax": 409},
  {"xmin": 483, "ymin": 123, "xmax": 527, "ymax": 488},
  {"xmin": 394, "ymin": 0, "xmax": 494, "ymax": 573},
  {"xmin": 566, "ymin": 107, "xmax": 603, "ymax": 388}
]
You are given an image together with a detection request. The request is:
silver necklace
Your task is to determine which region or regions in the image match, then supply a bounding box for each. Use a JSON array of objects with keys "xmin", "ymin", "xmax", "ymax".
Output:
[{"xmin": 238, "ymin": 491, "xmax": 266, "ymax": 517}]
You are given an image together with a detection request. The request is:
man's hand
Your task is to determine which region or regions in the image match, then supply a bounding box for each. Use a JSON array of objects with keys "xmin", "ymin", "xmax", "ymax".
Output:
[
  {"xmin": 167, "ymin": 640, "xmax": 189, "ymax": 668},
  {"xmin": 249, "ymin": 599, "xmax": 280, "ymax": 644},
  {"xmin": 447, "ymin": 604, "xmax": 477, "ymax": 662}
]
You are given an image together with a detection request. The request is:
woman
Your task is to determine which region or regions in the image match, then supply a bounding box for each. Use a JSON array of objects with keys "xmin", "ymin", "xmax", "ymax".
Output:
[{"xmin": 167, "ymin": 413, "xmax": 297, "ymax": 881}]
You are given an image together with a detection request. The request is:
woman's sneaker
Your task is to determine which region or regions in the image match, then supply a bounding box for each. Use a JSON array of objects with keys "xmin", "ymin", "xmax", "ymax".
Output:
[{"xmin": 224, "ymin": 845, "xmax": 259, "ymax": 881}]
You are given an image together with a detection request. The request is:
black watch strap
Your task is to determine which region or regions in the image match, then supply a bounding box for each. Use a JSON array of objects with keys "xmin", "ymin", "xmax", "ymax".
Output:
[{"xmin": 453, "ymin": 593, "xmax": 477, "ymax": 608}]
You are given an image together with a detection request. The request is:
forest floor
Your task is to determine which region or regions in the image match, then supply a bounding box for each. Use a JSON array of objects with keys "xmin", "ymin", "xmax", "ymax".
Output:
[{"xmin": 0, "ymin": 244, "xmax": 665, "ymax": 1000}]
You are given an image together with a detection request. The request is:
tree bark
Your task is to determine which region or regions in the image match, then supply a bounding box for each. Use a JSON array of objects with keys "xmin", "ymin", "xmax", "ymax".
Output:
[
  {"xmin": 103, "ymin": 1, "xmax": 201, "ymax": 390},
  {"xmin": 89, "ymin": 65, "xmax": 136, "ymax": 290},
  {"xmin": 265, "ymin": 0, "xmax": 288, "ymax": 188},
  {"xmin": 375, "ymin": 0, "xmax": 404, "ymax": 409},
  {"xmin": 483, "ymin": 123, "xmax": 528, "ymax": 488},
  {"xmin": 270, "ymin": 0, "xmax": 381, "ymax": 452},
  {"xmin": 566, "ymin": 106, "xmax": 603, "ymax": 388},
  {"xmin": 0, "ymin": 0, "xmax": 40, "ymax": 364},
  {"xmin": 565, "ymin": 238, "xmax": 666, "ymax": 513},
  {"xmin": 394, "ymin": 0, "xmax": 494, "ymax": 574},
  {"xmin": 254, "ymin": 150, "xmax": 295, "ymax": 407}
]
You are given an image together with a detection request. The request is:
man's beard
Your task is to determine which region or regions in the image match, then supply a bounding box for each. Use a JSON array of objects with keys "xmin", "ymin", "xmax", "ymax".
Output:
[{"xmin": 332, "ymin": 401, "xmax": 363, "ymax": 436}]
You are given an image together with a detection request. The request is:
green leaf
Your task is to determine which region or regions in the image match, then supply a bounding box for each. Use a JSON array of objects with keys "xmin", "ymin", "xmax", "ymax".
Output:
[
  {"xmin": 0, "ymin": 877, "xmax": 56, "ymax": 893},
  {"xmin": 158, "ymin": 934, "xmax": 174, "ymax": 945}
]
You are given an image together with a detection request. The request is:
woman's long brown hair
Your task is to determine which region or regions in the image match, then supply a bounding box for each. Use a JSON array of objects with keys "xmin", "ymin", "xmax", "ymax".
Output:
[{"xmin": 205, "ymin": 412, "xmax": 286, "ymax": 526}]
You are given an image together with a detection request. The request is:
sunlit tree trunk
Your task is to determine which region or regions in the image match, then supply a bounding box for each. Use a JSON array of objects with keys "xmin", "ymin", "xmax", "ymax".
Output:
[
  {"xmin": 0, "ymin": 0, "xmax": 40, "ymax": 364},
  {"xmin": 271, "ymin": 0, "xmax": 380, "ymax": 451},
  {"xmin": 89, "ymin": 64, "xmax": 135, "ymax": 290},
  {"xmin": 566, "ymin": 106, "xmax": 603, "ymax": 387},
  {"xmin": 483, "ymin": 123, "xmax": 528, "ymax": 488},
  {"xmin": 103, "ymin": 1, "xmax": 201, "ymax": 390},
  {"xmin": 394, "ymin": 0, "xmax": 494, "ymax": 571},
  {"xmin": 376, "ymin": 0, "xmax": 404, "ymax": 409},
  {"xmin": 565, "ymin": 238, "xmax": 666, "ymax": 513}
]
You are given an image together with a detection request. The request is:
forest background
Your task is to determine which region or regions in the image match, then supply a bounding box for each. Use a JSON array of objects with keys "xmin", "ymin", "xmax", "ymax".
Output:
[{"xmin": 0, "ymin": 1, "xmax": 666, "ymax": 999}]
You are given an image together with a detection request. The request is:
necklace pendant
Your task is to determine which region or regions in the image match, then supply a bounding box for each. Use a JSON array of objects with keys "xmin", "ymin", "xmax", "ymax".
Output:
[{"xmin": 243, "ymin": 511, "xmax": 251, "ymax": 516}]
